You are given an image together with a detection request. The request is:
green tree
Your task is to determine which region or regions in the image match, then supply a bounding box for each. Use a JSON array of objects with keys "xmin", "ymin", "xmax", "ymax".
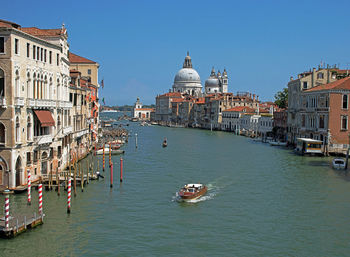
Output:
[{"xmin": 274, "ymin": 87, "xmax": 288, "ymax": 109}]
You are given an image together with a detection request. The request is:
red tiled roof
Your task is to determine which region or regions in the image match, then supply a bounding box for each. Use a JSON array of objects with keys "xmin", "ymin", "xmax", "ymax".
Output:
[
  {"xmin": 69, "ymin": 52, "xmax": 96, "ymax": 64},
  {"xmin": 223, "ymin": 106, "xmax": 256, "ymax": 113},
  {"xmin": 20, "ymin": 27, "xmax": 65, "ymax": 37},
  {"xmin": 171, "ymin": 98, "xmax": 184, "ymax": 103},
  {"xmin": 305, "ymin": 77, "xmax": 350, "ymax": 92},
  {"xmin": 135, "ymin": 108, "xmax": 155, "ymax": 111},
  {"xmin": 159, "ymin": 92, "xmax": 182, "ymax": 97},
  {"xmin": 0, "ymin": 19, "xmax": 21, "ymax": 29}
]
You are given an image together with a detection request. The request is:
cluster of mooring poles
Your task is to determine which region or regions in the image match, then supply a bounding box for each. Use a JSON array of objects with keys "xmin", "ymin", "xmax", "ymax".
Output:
[
  {"xmin": 1, "ymin": 142, "xmax": 126, "ymax": 238},
  {"xmin": 1, "ymin": 179, "xmax": 44, "ymax": 238}
]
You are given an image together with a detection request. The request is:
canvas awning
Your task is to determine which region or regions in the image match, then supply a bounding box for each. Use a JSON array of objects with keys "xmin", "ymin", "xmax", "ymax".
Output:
[{"xmin": 34, "ymin": 110, "xmax": 55, "ymax": 127}]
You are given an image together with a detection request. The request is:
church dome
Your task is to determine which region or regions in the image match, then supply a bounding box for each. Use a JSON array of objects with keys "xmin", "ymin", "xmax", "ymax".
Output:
[
  {"xmin": 205, "ymin": 67, "xmax": 220, "ymax": 87},
  {"xmin": 205, "ymin": 77, "xmax": 220, "ymax": 87},
  {"xmin": 174, "ymin": 68, "xmax": 201, "ymax": 84}
]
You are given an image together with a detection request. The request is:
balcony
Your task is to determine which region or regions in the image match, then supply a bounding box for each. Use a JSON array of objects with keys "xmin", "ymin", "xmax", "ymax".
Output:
[
  {"xmin": 73, "ymin": 128, "xmax": 89, "ymax": 138},
  {"xmin": 0, "ymin": 97, "xmax": 7, "ymax": 108},
  {"xmin": 58, "ymin": 101, "xmax": 73, "ymax": 108},
  {"xmin": 14, "ymin": 97, "xmax": 25, "ymax": 107},
  {"xmin": 28, "ymin": 99, "xmax": 56, "ymax": 108},
  {"xmin": 34, "ymin": 134, "xmax": 53, "ymax": 145},
  {"xmin": 62, "ymin": 126, "xmax": 72, "ymax": 135}
]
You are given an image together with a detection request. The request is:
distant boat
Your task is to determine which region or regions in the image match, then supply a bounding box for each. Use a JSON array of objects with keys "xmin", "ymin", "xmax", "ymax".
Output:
[
  {"xmin": 332, "ymin": 158, "xmax": 346, "ymax": 170},
  {"xmin": 162, "ymin": 138, "xmax": 167, "ymax": 147},
  {"xmin": 269, "ymin": 141, "xmax": 287, "ymax": 147},
  {"xmin": 96, "ymin": 148, "xmax": 125, "ymax": 155},
  {"xmin": 101, "ymin": 110, "xmax": 119, "ymax": 113},
  {"xmin": 177, "ymin": 183, "xmax": 207, "ymax": 202}
]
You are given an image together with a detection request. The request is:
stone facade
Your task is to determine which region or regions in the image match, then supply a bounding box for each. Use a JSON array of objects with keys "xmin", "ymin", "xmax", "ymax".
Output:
[
  {"xmin": 287, "ymin": 66, "xmax": 348, "ymax": 145},
  {"xmin": 0, "ymin": 20, "xmax": 71, "ymax": 188}
]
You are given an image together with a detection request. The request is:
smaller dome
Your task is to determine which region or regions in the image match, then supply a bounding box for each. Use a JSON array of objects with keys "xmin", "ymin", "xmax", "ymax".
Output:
[{"xmin": 205, "ymin": 77, "xmax": 220, "ymax": 87}]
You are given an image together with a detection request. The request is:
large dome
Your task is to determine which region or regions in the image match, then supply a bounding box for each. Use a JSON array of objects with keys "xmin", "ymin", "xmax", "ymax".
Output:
[{"xmin": 174, "ymin": 68, "xmax": 201, "ymax": 83}]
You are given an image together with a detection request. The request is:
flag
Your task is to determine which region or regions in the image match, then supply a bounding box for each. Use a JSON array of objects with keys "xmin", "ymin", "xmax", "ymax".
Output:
[
  {"xmin": 102, "ymin": 97, "xmax": 105, "ymax": 105},
  {"xmin": 100, "ymin": 79, "xmax": 104, "ymax": 89}
]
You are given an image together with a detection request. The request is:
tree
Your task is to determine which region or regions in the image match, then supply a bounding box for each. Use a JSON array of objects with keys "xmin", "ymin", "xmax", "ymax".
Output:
[{"xmin": 274, "ymin": 88, "xmax": 288, "ymax": 109}]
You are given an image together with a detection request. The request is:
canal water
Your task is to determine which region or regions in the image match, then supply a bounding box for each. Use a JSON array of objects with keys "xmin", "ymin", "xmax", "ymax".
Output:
[{"xmin": 1, "ymin": 113, "xmax": 350, "ymax": 256}]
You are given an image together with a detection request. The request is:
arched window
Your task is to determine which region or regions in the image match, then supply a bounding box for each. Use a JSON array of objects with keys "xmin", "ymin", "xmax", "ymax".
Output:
[
  {"xmin": 49, "ymin": 77, "xmax": 52, "ymax": 100},
  {"xmin": 57, "ymin": 79, "xmax": 60, "ymax": 100},
  {"xmin": 33, "ymin": 73, "xmax": 36, "ymax": 99},
  {"xmin": 40, "ymin": 75, "xmax": 43, "ymax": 99},
  {"xmin": 0, "ymin": 123, "xmax": 5, "ymax": 144},
  {"xmin": 57, "ymin": 115, "xmax": 61, "ymax": 132},
  {"xmin": 26, "ymin": 72, "xmax": 31, "ymax": 98},
  {"xmin": 44, "ymin": 75, "xmax": 47, "ymax": 99},
  {"xmin": 0, "ymin": 68, "xmax": 5, "ymax": 97},
  {"xmin": 138, "ymin": 112, "xmax": 141, "ymax": 118},
  {"xmin": 15, "ymin": 116, "xmax": 20, "ymax": 143},
  {"xmin": 146, "ymin": 112, "xmax": 149, "ymax": 118},
  {"xmin": 27, "ymin": 116, "xmax": 31, "ymax": 141}
]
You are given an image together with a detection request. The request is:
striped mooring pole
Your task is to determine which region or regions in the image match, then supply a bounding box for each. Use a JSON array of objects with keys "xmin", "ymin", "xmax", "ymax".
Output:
[
  {"xmin": 109, "ymin": 142, "xmax": 112, "ymax": 167},
  {"xmin": 67, "ymin": 178, "xmax": 71, "ymax": 213},
  {"xmin": 4, "ymin": 189, "xmax": 10, "ymax": 230},
  {"xmin": 38, "ymin": 184, "xmax": 43, "ymax": 216},
  {"xmin": 103, "ymin": 143, "xmax": 105, "ymax": 171},
  {"xmin": 27, "ymin": 171, "xmax": 31, "ymax": 205}
]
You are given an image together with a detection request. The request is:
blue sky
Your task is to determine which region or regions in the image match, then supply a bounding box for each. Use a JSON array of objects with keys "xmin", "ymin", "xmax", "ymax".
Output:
[{"xmin": 3, "ymin": 0, "xmax": 350, "ymax": 105}]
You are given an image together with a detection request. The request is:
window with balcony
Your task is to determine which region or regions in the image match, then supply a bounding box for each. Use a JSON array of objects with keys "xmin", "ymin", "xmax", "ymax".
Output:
[
  {"xmin": 0, "ymin": 37, "xmax": 4, "ymax": 53},
  {"xmin": 341, "ymin": 115, "xmax": 348, "ymax": 130},
  {"xmin": 343, "ymin": 94, "xmax": 348, "ymax": 109}
]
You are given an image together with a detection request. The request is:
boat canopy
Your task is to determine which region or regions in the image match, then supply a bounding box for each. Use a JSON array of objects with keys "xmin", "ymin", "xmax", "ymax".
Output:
[{"xmin": 296, "ymin": 138, "xmax": 323, "ymax": 144}]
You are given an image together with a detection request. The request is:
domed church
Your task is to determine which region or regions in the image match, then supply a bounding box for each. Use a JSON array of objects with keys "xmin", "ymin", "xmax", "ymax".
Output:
[
  {"xmin": 172, "ymin": 52, "xmax": 203, "ymax": 97},
  {"xmin": 204, "ymin": 67, "xmax": 228, "ymax": 94}
]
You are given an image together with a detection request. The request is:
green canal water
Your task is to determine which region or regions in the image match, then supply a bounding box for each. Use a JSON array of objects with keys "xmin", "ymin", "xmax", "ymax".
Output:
[{"xmin": 1, "ymin": 115, "xmax": 350, "ymax": 256}]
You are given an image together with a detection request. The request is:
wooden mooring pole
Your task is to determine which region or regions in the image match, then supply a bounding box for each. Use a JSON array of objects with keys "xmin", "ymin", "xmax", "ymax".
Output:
[
  {"xmin": 57, "ymin": 167, "xmax": 60, "ymax": 196},
  {"xmin": 120, "ymin": 157, "xmax": 123, "ymax": 182}
]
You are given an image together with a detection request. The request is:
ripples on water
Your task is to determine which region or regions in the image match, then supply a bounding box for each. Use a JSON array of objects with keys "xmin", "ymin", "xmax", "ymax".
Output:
[{"xmin": 2, "ymin": 115, "xmax": 350, "ymax": 256}]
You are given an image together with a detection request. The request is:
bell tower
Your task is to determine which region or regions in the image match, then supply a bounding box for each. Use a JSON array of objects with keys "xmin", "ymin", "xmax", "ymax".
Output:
[{"xmin": 221, "ymin": 68, "xmax": 228, "ymax": 93}]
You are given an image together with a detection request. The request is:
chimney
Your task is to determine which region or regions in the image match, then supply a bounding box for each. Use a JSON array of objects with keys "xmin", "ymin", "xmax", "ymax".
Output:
[
  {"xmin": 253, "ymin": 94, "xmax": 256, "ymax": 101},
  {"xmin": 298, "ymin": 74, "xmax": 301, "ymax": 79},
  {"xmin": 290, "ymin": 76, "xmax": 293, "ymax": 81},
  {"xmin": 257, "ymin": 95, "xmax": 259, "ymax": 102}
]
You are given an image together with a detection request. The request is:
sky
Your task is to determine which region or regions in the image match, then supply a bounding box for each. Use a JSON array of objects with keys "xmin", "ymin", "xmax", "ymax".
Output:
[{"xmin": 3, "ymin": 0, "xmax": 350, "ymax": 105}]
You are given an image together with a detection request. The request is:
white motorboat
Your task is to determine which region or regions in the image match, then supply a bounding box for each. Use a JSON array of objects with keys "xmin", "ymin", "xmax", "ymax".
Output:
[
  {"xmin": 96, "ymin": 148, "xmax": 125, "ymax": 155},
  {"xmin": 332, "ymin": 158, "xmax": 346, "ymax": 170},
  {"xmin": 269, "ymin": 141, "xmax": 288, "ymax": 146}
]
